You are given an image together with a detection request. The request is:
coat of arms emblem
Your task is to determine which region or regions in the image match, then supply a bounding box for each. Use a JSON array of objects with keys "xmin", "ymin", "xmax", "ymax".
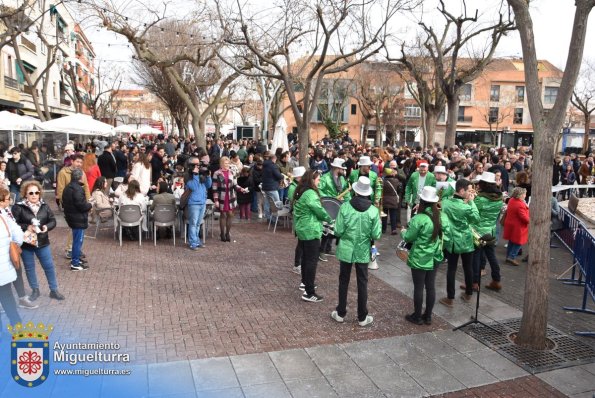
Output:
[{"xmin": 8, "ymin": 322, "xmax": 53, "ymax": 388}]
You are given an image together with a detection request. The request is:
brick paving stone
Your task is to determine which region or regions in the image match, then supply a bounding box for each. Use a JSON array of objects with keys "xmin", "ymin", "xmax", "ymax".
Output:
[
  {"xmin": 17, "ymin": 218, "xmax": 446, "ymax": 364},
  {"xmin": 430, "ymin": 375, "xmax": 567, "ymax": 397}
]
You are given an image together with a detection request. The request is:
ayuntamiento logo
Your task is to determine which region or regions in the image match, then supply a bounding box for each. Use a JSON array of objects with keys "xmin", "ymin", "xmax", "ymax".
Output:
[{"xmin": 8, "ymin": 322, "xmax": 53, "ymax": 388}]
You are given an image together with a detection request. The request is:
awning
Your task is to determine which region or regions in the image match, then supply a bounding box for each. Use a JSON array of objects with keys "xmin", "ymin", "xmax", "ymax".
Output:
[{"xmin": 21, "ymin": 61, "xmax": 36, "ymax": 73}]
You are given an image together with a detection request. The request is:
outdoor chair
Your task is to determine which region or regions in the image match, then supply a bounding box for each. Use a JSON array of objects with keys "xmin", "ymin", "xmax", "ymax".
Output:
[
  {"xmin": 266, "ymin": 195, "xmax": 291, "ymax": 233},
  {"xmin": 151, "ymin": 204, "xmax": 177, "ymax": 246},
  {"xmin": 86, "ymin": 202, "xmax": 114, "ymax": 239},
  {"xmin": 116, "ymin": 204, "xmax": 144, "ymax": 247},
  {"xmin": 9, "ymin": 193, "xmax": 15, "ymax": 206},
  {"xmin": 112, "ymin": 176, "xmax": 124, "ymax": 191}
]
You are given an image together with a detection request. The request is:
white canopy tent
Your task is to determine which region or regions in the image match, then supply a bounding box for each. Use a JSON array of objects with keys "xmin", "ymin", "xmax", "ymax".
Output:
[
  {"xmin": 271, "ymin": 116, "xmax": 289, "ymax": 153},
  {"xmin": 0, "ymin": 111, "xmax": 46, "ymax": 146},
  {"xmin": 114, "ymin": 124, "xmax": 161, "ymax": 135},
  {"xmin": 40, "ymin": 114, "xmax": 116, "ymax": 138},
  {"xmin": 114, "ymin": 124, "xmax": 138, "ymax": 134}
]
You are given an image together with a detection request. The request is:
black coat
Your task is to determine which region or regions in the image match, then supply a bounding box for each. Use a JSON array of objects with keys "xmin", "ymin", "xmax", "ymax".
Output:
[
  {"xmin": 12, "ymin": 201, "xmax": 57, "ymax": 249},
  {"xmin": 62, "ymin": 181, "xmax": 92, "ymax": 229},
  {"xmin": 97, "ymin": 151, "xmax": 117, "ymax": 179},
  {"xmin": 261, "ymin": 159, "xmax": 283, "ymax": 192}
]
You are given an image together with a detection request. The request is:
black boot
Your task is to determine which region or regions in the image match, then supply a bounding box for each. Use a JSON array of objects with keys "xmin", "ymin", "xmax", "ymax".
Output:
[
  {"xmin": 30, "ymin": 288, "xmax": 40, "ymax": 301},
  {"xmin": 220, "ymin": 232, "xmax": 226, "ymax": 242},
  {"xmin": 225, "ymin": 232, "xmax": 231, "ymax": 242},
  {"xmin": 50, "ymin": 290, "xmax": 65, "ymax": 300}
]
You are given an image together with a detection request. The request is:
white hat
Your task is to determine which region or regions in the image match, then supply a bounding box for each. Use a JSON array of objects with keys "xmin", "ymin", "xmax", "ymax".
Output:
[
  {"xmin": 357, "ymin": 156, "xmax": 373, "ymax": 167},
  {"xmin": 478, "ymin": 171, "xmax": 497, "ymax": 184},
  {"xmin": 419, "ymin": 186, "xmax": 439, "ymax": 203},
  {"xmin": 433, "ymin": 165, "xmax": 447, "ymax": 174},
  {"xmin": 330, "ymin": 158, "xmax": 346, "ymax": 169},
  {"xmin": 352, "ymin": 176, "xmax": 373, "ymax": 197},
  {"xmin": 292, "ymin": 166, "xmax": 306, "ymax": 178},
  {"xmin": 64, "ymin": 143, "xmax": 75, "ymax": 151}
]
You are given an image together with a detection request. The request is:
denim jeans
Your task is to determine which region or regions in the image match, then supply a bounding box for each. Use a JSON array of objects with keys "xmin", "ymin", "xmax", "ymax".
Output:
[
  {"xmin": 278, "ymin": 187, "xmax": 289, "ymax": 204},
  {"xmin": 263, "ymin": 190, "xmax": 280, "ymax": 220},
  {"xmin": 0, "ymin": 283, "xmax": 21, "ymax": 330},
  {"xmin": 9, "ymin": 184, "xmax": 20, "ymax": 203},
  {"xmin": 337, "ymin": 262, "xmax": 369, "ymax": 322},
  {"xmin": 473, "ymin": 245, "xmax": 500, "ymax": 283},
  {"xmin": 21, "ymin": 245, "xmax": 59, "ymax": 291},
  {"xmin": 71, "ymin": 228, "xmax": 85, "ymax": 265},
  {"xmin": 506, "ymin": 242, "xmax": 522, "ymax": 259},
  {"xmin": 382, "ymin": 208, "xmax": 400, "ymax": 232},
  {"xmin": 187, "ymin": 203, "xmax": 206, "ymax": 248}
]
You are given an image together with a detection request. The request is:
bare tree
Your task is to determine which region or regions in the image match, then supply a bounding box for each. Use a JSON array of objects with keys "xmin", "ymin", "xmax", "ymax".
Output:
[
  {"xmin": 78, "ymin": 61, "xmax": 122, "ymax": 124},
  {"xmin": 507, "ymin": 0, "xmax": 595, "ymax": 350},
  {"xmin": 216, "ymin": 0, "xmax": 413, "ymax": 165},
  {"xmin": 418, "ymin": 0, "xmax": 514, "ymax": 148},
  {"xmin": 316, "ymin": 78, "xmax": 353, "ymax": 140},
  {"xmin": 0, "ymin": 1, "xmax": 39, "ymax": 51},
  {"xmin": 570, "ymin": 59, "xmax": 595, "ymax": 153}
]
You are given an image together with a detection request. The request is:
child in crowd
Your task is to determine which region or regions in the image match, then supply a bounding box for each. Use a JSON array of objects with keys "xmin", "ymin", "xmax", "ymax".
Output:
[{"xmin": 237, "ymin": 167, "xmax": 252, "ymax": 220}]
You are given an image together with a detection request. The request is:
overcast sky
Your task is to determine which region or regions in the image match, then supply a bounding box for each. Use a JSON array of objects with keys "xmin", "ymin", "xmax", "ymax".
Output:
[{"xmin": 85, "ymin": 0, "xmax": 595, "ymax": 87}]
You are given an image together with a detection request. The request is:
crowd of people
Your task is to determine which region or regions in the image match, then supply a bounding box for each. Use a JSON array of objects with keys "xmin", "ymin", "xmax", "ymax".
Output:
[{"xmin": 0, "ymin": 131, "xmax": 593, "ymax": 331}]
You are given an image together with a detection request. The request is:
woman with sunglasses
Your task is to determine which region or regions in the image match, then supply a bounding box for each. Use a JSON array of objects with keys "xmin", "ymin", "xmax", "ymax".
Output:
[{"xmin": 12, "ymin": 181, "xmax": 65, "ymax": 300}]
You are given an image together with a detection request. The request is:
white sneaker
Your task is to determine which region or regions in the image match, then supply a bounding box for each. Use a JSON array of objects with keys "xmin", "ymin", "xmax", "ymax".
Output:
[
  {"xmin": 19, "ymin": 297, "xmax": 39, "ymax": 309},
  {"xmin": 258, "ymin": 213, "xmax": 263, "ymax": 219},
  {"xmin": 358, "ymin": 315, "xmax": 373, "ymax": 327},
  {"xmin": 331, "ymin": 311, "xmax": 344, "ymax": 323},
  {"xmin": 292, "ymin": 265, "xmax": 301, "ymax": 274}
]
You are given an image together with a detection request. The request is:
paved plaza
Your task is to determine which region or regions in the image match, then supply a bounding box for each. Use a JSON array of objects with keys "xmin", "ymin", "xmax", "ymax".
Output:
[{"xmin": 0, "ymin": 204, "xmax": 593, "ymax": 397}]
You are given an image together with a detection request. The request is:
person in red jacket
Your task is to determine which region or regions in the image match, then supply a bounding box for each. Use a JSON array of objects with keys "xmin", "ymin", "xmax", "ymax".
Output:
[
  {"xmin": 83, "ymin": 153, "xmax": 101, "ymax": 195},
  {"xmin": 503, "ymin": 187, "xmax": 529, "ymax": 266}
]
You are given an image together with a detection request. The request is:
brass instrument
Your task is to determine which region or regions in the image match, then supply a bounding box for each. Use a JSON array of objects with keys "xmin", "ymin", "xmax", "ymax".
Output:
[
  {"xmin": 375, "ymin": 174, "xmax": 387, "ymax": 218},
  {"xmin": 336, "ymin": 183, "xmax": 351, "ymax": 201}
]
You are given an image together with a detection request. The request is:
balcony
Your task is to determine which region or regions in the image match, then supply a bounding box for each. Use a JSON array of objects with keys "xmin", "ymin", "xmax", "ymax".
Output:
[
  {"xmin": 457, "ymin": 115, "xmax": 473, "ymax": 123},
  {"xmin": 4, "ymin": 76, "xmax": 19, "ymax": 90},
  {"xmin": 23, "ymin": 84, "xmax": 34, "ymax": 96},
  {"xmin": 20, "ymin": 36, "xmax": 37, "ymax": 53},
  {"xmin": 60, "ymin": 97, "xmax": 71, "ymax": 106}
]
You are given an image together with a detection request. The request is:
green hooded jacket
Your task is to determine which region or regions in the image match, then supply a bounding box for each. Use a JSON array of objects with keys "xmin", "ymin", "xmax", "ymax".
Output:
[
  {"xmin": 287, "ymin": 181, "xmax": 298, "ymax": 205},
  {"xmin": 404, "ymin": 171, "xmax": 436, "ymax": 205},
  {"xmin": 318, "ymin": 172, "xmax": 351, "ymax": 201},
  {"xmin": 437, "ymin": 177, "xmax": 455, "ymax": 200},
  {"xmin": 472, "ymin": 193, "xmax": 503, "ymax": 236},
  {"xmin": 293, "ymin": 188, "xmax": 331, "ymax": 241},
  {"xmin": 349, "ymin": 169, "xmax": 381, "ymax": 203},
  {"xmin": 441, "ymin": 195, "xmax": 480, "ymax": 254},
  {"xmin": 335, "ymin": 197, "xmax": 381, "ymax": 264},
  {"xmin": 401, "ymin": 208, "xmax": 445, "ymax": 270}
]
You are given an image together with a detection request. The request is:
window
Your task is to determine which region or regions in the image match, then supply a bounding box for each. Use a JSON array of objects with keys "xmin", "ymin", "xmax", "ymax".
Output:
[
  {"xmin": 404, "ymin": 105, "xmax": 421, "ymax": 118},
  {"xmin": 438, "ymin": 110, "xmax": 445, "ymax": 123},
  {"xmin": 490, "ymin": 85, "xmax": 500, "ymax": 102},
  {"xmin": 297, "ymin": 104, "xmax": 303, "ymax": 114},
  {"xmin": 40, "ymin": 41, "xmax": 47, "ymax": 55},
  {"xmin": 513, "ymin": 108, "xmax": 523, "ymax": 124},
  {"xmin": 460, "ymin": 84, "xmax": 472, "ymax": 101},
  {"xmin": 457, "ymin": 106, "xmax": 471, "ymax": 122},
  {"xmin": 489, "ymin": 107, "xmax": 499, "ymax": 123},
  {"xmin": 5, "ymin": 55, "xmax": 13, "ymax": 77},
  {"xmin": 516, "ymin": 86, "xmax": 525, "ymax": 102},
  {"xmin": 544, "ymin": 86, "xmax": 558, "ymax": 104},
  {"xmin": 404, "ymin": 83, "xmax": 416, "ymax": 99},
  {"xmin": 351, "ymin": 104, "xmax": 357, "ymax": 115},
  {"xmin": 53, "ymin": 82, "xmax": 57, "ymax": 99}
]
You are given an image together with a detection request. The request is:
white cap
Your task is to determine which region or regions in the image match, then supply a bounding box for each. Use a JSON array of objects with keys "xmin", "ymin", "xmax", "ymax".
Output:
[
  {"xmin": 478, "ymin": 171, "xmax": 496, "ymax": 184},
  {"xmin": 433, "ymin": 165, "xmax": 447, "ymax": 174},
  {"xmin": 357, "ymin": 156, "xmax": 373, "ymax": 167},
  {"xmin": 292, "ymin": 166, "xmax": 306, "ymax": 178},
  {"xmin": 330, "ymin": 158, "xmax": 346, "ymax": 169},
  {"xmin": 352, "ymin": 176, "xmax": 373, "ymax": 197},
  {"xmin": 419, "ymin": 186, "xmax": 439, "ymax": 203}
]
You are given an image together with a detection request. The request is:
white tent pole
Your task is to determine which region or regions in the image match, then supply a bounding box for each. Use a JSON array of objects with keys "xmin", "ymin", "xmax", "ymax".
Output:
[
  {"xmin": 66, "ymin": 133, "xmax": 69, "ymax": 142},
  {"xmin": 10, "ymin": 130, "xmax": 14, "ymax": 147}
]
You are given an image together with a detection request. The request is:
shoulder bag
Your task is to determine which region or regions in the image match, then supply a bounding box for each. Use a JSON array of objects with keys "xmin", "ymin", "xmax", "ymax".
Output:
[{"xmin": 0, "ymin": 215, "xmax": 21, "ymax": 269}]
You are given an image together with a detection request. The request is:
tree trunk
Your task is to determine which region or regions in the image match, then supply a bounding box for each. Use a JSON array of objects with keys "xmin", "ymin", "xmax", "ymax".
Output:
[
  {"xmin": 425, "ymin": 109, "xmax": 439, "ymax": 148},
  {"xmin": 515, "ymin": 126, "xmax": 556, "ymax": 349},
  {"xmin": 445, "ymin": 96, "xmax": 459, "ymax": 148},
  {"xmin": 374, "ymin": 115, "xmax": 382, "ymax": 147},
  {"xmin": 298, "ymin": 120, "xmax": 310, "ymax": 167},
  {"xmin": 583, "ymin": 113, "xmax": 591, "ymax": 154}
]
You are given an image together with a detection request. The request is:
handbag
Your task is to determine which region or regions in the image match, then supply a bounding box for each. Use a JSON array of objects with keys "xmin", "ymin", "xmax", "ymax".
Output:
[
  {"xmin": 1, "ymin": 215, "xmax": 22, "ymax": 269},
  {"xmin": 179, "ymin": 188, "xmax": 191, "ymax": 210}
]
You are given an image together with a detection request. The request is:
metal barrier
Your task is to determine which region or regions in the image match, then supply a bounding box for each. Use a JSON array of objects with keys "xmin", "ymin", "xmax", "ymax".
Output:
[
  {"xmin": 563, "ymin": 228, "xmax": 595, "ymax": 337},
  {"xmin": 554, "ymin": 206, "xmax": 588, "ymax": 286}
]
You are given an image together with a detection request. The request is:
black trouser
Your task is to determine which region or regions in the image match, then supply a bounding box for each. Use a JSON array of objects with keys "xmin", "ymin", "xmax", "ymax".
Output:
[
  {"xmin": 0, "ymin": 283, "xmax": 21, "ymax": 330},
  {"xmin": 336, "ymin": 262, "xmax": 368, "ymax": 322},
  {"xmin": 382, "ymin": 208, "xmax": 400, "ymax": 232},
  {"xmin": 473, "ymin": 245, "xmax": 500, "ymax": 284},
  {"xmin": 446, "ymin": 251, "xmax": 474, "ymax": 298},
  {"xmin": 411, "ymin": 267, "xmax": 437, "ymax": 319},
  {"xmin": 320, "ymin": 234, "xmax": 333, "ymax": 254},
  {"xmin": 299, "ymin": 238, "xmax": 320, "ymax": 296},
  {"xmin": 294, "ymin": 240, "xmax": 302, "ymax": 268}
]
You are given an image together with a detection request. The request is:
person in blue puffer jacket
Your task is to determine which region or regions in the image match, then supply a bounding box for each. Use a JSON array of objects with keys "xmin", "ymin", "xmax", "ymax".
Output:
[{"xmin": 185, "ymin": 157, "xmax": 212, "ymax": 250}]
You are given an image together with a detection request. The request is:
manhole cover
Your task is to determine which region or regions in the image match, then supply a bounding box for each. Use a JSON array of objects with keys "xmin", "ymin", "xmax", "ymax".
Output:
[{"xmin": 461, "ymin": 318, "xmax": 595, "ymax": 373}]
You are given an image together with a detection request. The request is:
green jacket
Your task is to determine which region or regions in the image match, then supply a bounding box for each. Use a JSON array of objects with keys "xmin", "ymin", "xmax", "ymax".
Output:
[
  {"xmin": 405, "ymin": 172, "xmax": 436, "ymax": 205},
  {"xmin": 349, "ymin": 169, "xmax": 381, "ymax": 203},
  {"xmin": 288, "ymin": 181, "xmax": 298, "ymax": 205},
  {"xmin": 441, "ymin": 195, "xmax": 480, "ymax": 254},
  {"xmin": 401, "ymin": 209, "xmax": 444, "ymax": 270},
  {"xmin": 293, "ymin": 188, "xmax": 331, "ymax": 241},
  {"xmin": 318, "ymin": 172, "xmax": 351, "ymax": 201},
  {"xmin": 335, "ymin": 199, "xmax": 381, "ymax": 264},
  {"xmin": 437, "ymin": 177, "xmax": 455, "ymax": 200},
  {"xmin": 472, "ymin": 193, "xmax": 503, "ymax": 236}
]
